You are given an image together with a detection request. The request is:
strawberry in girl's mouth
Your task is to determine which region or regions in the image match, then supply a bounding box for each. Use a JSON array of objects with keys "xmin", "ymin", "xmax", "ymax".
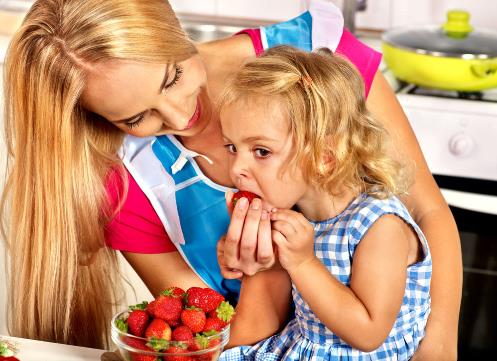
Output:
[{"xmin": 231, "ymin": 190, "xmax": 260, "ymax": 207}]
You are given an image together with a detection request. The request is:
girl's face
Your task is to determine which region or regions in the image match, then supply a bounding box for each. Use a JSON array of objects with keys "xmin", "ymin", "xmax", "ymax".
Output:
[
  {"xmin": 220, "ymin": 98, "xmax": 310, "ymax": 210},
  {"xmin": 82, "ymin": 54, "xmax": 209, "ymax": 137}
]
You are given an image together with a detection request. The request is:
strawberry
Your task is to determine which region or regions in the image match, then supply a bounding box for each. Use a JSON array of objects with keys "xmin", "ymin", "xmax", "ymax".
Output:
[
  {"xmin": 186, "ymin": 287, "xmax": 224, "ymax": 313},
  {"xmin": 145, "ymin": 318, "xmax": 172, "ymax": 341},
  {"xmin": 146, "ymin": 299, "xmax": 157, "ymax": 316},
  {"xmin": 232, "ymin": 190, "xmax": 259, "ymax": 207},
  {"xmin": 128, "ymin": 302, "xmax": 150, "ymax": 337},
  {"xmin": 169, "ymin": 286, "xmax": 186, "ymax": 299},
  {"xmin": 152, "ymin": 289, "xmax": 183, "ymax": 326},
  {"xmin": 0, "ymin": 358, "xmax": 20, "ymax": 361},
  {"xmin": 202, "ymin": 317, "xmax": 225, "ymax": 333},
  {"xmin": 189, "ymin": 333, "xmax": 221, "ymax": 361},
  {"xmin": 164, "ymin": 344, "xmax": 192, "ymax": 361},
  {"xmin": 181, "ymin": 306, "xmax": 206, "ymax": 333},
  {"xmin": 124, "ymin": 338, "xmax": 159, "ymax": 361},
  {"xmin": 172, "ymin": 325, "xmax": 194, "ymax": 345}
]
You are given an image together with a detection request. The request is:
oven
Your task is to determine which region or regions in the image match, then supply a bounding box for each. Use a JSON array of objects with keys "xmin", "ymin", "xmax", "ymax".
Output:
[{"xmin": 394, "ymin": 83, "xmax": 497, "ymax": 359}]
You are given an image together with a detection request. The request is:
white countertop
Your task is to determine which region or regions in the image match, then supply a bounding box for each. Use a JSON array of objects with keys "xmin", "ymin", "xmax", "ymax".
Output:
[{"xmin": 0, "ymin": 335, "xmax": 104, "ymax": 361}]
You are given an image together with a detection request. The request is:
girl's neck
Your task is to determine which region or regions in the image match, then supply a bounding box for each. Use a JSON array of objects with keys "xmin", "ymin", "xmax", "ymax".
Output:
[{"xmin": 297, "ymin": 187, "xmax": 359, "ymax": 222}]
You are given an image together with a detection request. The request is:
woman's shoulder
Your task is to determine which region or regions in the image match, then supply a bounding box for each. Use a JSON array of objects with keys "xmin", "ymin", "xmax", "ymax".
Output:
[{"xmin": 105, "ymin": 167, "xmax": 176, "ymax": 254}]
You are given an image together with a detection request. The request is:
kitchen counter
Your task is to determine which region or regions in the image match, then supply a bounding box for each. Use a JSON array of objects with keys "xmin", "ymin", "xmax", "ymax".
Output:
[{"xmin": 0, "ymin": 336, "xmax": 104, "ymax": 361}]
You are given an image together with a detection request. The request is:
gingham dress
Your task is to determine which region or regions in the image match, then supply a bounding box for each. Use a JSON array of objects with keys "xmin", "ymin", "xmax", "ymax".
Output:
[{"xmin": 220, "ymin": 194, "xmax": 432, "ymax": 361}]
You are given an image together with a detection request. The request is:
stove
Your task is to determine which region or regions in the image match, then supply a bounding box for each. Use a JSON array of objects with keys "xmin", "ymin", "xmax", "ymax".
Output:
[{"xmin": 386, "ymin": 72, "xmax": 497, "ymax": 359}]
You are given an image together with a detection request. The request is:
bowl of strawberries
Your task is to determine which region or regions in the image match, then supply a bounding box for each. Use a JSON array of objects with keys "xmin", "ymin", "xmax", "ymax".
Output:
[{"xmin": 111, "ymin": 286, "xmax": 235, "ymax": 361}]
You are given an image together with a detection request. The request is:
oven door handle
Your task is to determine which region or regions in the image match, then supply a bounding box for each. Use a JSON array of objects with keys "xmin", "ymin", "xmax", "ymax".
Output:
[{"xmin": 441, "ymin": 188, "xmax": 497, "ymax": 215}]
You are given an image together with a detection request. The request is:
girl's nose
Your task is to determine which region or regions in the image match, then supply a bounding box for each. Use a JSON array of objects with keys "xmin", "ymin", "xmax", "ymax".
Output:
[{"xmin": 230, "ymin": 154, "xmax": 250, "ymax": 184}]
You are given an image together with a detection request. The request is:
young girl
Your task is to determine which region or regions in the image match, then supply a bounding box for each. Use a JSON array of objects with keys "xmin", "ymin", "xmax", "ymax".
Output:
[{"xmin": 218, "ymin": 45, "xmax": 432, "ymax": 360}]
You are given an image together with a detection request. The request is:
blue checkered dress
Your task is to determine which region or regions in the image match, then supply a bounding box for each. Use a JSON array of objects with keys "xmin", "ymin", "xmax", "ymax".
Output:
[{"xmin": 220, "ymin": 194, "xmax": 432, "ymax": 361}]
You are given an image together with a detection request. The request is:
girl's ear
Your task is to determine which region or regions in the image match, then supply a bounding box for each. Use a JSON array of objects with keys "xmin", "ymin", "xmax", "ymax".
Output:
[{"xmin": 318, "ymin": 152, "xmax": 335, "ymax": 175}]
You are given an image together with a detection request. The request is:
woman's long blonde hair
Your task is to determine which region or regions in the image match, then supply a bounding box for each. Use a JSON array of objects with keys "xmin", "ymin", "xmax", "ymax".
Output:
[
  {"xmin": 220, "ymin": 45, "xmax": 410, "ymax": 198},
  {"xmin": 1, "ymin": 0, "xmax": 196, "ymax": 348}
]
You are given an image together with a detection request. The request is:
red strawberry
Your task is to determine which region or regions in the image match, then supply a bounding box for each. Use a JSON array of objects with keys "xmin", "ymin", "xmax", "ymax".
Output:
[
  {"xmin": 124, "ymin": 338, "xmax": 159, "ymax": 361},
  {"xmin": 202, "ymin": 317, "xmax": 225, "ymax": 333},
  {"xmin": 172, "ymin": 325, "xmax": 194, "ymax": 345},
  {"xmin": 189, "ymin": 334, "xmax": 221, "ymax": 361},
  {"xmin": 152, "ymin": 289, "xmax": 183, "ymax": 326},
  {"xmin": 145, "ymin": 318, "xmax": 172, "ymax": 340},
  {"xmin": 186, "ymin": 287, "xmax": 224, "ymax": 313},
  {"xmin": 164, "ymin": 344, "xmax": 192, "ymax": 361},
  {"xmin": 181, "ymin": 307, "xmax": 206, "ymax": 333},
  {"xmin": 169, "ymin": 286, "xmax": 186, "ymax": 298},
  {"xmin": 128, "ymin": 303, "xmax": 150, "ymax": 337},
  {"xmin": 232, "ymin": 190, "xmax": 259, "ymax": 207},
  {"xmin": 0, "ymin": 358, "xmax": 20, "ymax": 361},
  {"xmin": 146, "ymin": 299, "xmax": 157, "ymax": 316}
]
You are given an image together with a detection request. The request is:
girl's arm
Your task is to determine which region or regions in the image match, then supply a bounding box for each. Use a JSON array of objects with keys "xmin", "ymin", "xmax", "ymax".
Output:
[
  {"xmin": 366, "ymin": 71, "xmax": 461, "ymax": 360},
  {"xmin": 286, "ymin": 215, "xmax": 413, "ymax": 351},
  {"xmin": 123, "ymin": 250, "xmax": 291, "ymax": 347}
]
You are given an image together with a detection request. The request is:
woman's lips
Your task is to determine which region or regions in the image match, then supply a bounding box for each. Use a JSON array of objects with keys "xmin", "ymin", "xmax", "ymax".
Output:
[{"xmin": 184, "ymin": 98, "xmax": 201, "ymax": 130}]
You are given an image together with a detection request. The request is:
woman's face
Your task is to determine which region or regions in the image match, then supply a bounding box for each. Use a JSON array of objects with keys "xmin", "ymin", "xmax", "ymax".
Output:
[{"xmin": 82, "ymin": 54, "xmax": 209, "ymax": 137}]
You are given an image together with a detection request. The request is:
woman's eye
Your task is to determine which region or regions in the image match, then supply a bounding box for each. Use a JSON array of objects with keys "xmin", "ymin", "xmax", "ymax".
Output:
[
  {"xmin": 126, "ymin": 113, "xmax": 145, "ymax": 129},
  {"xmin": 254, "ymin": 148, "xmax": 271, "ymax": 158},
  {"xmin": 224, "ymin": 144, "xmax": 237, "ymax": 154},
  {"xmin": 163, "ymin": 64, "xmax": 183, "ymax": 91}
]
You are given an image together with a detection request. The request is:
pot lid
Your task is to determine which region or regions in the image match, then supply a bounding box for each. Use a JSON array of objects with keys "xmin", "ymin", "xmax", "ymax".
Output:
[{"xmin": 382, "ymin": 10, "xmax": 497, "ymax": 59}]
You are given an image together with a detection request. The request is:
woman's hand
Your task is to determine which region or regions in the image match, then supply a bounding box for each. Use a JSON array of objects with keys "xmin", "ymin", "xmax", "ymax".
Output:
[
  {"xmin": 269, "ymin": 209, "xmax": 315, "ymax": 273},
  {"xmin": 221, "ymin": 191, "xmax": 275, "ymax": 276}
]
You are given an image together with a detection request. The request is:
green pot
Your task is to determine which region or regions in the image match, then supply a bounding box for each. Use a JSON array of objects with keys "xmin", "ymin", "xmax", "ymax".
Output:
[{"xmin": 382, "ymin": 10, "xmax": 497, "ymax": 92}]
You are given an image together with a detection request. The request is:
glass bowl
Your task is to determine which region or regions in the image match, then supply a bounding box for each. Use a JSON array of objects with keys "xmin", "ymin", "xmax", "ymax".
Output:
[{"xmin": 111, "ymin": 310, "xmax": 230, "ymax": 361}]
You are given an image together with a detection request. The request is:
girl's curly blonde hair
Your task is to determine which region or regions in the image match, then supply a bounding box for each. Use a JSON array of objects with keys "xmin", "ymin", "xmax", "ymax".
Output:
[{"xmin": 219, "ymin": 45, "xmax": 411, "ymax": 199}]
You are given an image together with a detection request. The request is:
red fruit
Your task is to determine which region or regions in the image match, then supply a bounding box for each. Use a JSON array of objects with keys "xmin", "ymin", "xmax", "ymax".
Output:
[
  {"xmin": 145, "ymin": 318, "xmax": 172, "ymax": 340},
  {"xmin": 189, "ymin": 334, "xmax": 221, "ymax": 361},
  {"xmin": 0, "ymin": 358, "xmax": 20, "ymax": 361},
  {"xmin": 164, "ymin": 344, "xmax": 192, "ymax": 361},
  {"xmin": 169, "ymin": 286, "xmax": 186, "ymax": 298},
  {"xmin": 124, "ymin": 338, "xmax": 159, "ymax": 361},
  {"xmin": 232, "ymin": 190, "xmax": 259, "ymax": 207},
  {"xmin": 146, "ymin": 299, "xmax": 157, "ymax": 316},
  {"xmin": 153, "ymin": 290, "xmax": 183, "ymax": 326},
  {"xmin": 202, "ymin": 317, "xmax": 225, "ymax": 332},
  {"xmin": 172, "ymin": 325, "xmax": 194, "ymax": 344},
  {"xmin": 128, "ymin": 309, "xmax": 150, "ymax": 337},
  {"xmin": 186, "ymin": 287, "xmax": 224, "ymax": 313},
  {"xmin": 181, "ymin": 307, "xmax": 206, "ymax": 333}
]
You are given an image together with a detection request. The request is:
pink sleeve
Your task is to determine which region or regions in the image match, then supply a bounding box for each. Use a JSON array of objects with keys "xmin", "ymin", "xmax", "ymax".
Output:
[
  {"xmin": 236, "ymin": 29, "xmax": 264, "ymax": 57},
  {"xmin": 335, "ymin": 29, "xmax": 382, "ymax": 97},
  {"xmin": 105, "ymin": 168, "xmax": 177, "ymax": 254}
]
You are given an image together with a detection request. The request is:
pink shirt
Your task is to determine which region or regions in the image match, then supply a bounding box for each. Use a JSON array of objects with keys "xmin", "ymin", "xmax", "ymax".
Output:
[{"xmin": 106, "ymin": 28, "xmax": 382, "ymax": 253}]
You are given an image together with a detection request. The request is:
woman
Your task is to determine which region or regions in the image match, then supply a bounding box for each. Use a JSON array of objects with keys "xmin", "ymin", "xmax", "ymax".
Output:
[{"xmin": 1, "ymin": 0, "xmax": 460, "ymax": 359}]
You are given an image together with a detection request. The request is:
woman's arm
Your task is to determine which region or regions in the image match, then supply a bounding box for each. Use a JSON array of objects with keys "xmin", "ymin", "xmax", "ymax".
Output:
[{"xmin": 366, "ymin": 70, "xmax": 462, "ymax": 360}]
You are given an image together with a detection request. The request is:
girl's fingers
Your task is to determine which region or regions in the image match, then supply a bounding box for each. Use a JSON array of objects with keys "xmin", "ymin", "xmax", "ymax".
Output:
[
  {"xmin": 271, "ymin": 229, "xmax": 287, "ymax": 247},
  {"xmin": 257, "ymin": 209, "xmax": 274, "ymax": 265},
  {"xmin": 224, "ymin": 197, "xmax": 249, "ymax": 265},
  {"xmin": 239, "ymin": 198, "xmax": 263, "ymax": 265},
  {"xmin": 272, "ymin": 219, "xmax": 298, "ymax": 239}
]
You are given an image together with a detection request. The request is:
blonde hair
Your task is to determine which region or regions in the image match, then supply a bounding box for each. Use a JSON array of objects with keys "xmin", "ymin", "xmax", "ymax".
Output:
[
  {"xmin": 219, "ymin": 45, "xmax": 410, "ymax": 198},
  {"xmin": 1, "ymin": 0, "xmax": 196, "ymax": 348}
]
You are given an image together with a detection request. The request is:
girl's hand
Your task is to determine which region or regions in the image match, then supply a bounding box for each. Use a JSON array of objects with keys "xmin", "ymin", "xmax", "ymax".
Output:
[
  {"xmin": 222, "ymin": 191, "xmax": 275, "ymax": 276},
  {"xmin": 270, "ymin": 209, "xmax": 315, "ymax": 272}
]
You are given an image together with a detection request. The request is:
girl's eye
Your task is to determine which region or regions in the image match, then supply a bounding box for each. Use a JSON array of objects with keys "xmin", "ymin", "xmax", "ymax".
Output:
[
  {"xmin": 224, "ymin": 144, "xmax": 237, "ymax": 154},
  {"xmin": 163, "ymin": 64, "xmax": 184, "ymax": 91},
  {"xmin": 126, "ymin": 112, "xmax": 146, "ymax": 129},
  {"xmin": 254, "ymin": 148, "xmax": 271, "ymax": 158}
]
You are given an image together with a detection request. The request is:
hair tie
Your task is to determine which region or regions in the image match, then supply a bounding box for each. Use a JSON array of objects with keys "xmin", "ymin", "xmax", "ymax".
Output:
[{"xmin": 301, "ymin": 75, "xmax": 313, "ymax": 87}]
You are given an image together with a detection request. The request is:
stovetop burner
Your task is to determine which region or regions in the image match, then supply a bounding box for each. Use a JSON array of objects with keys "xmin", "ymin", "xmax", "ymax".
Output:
[{"xmin": 399, "ymin": 83, "xmax": 497, "ymax": 103}]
